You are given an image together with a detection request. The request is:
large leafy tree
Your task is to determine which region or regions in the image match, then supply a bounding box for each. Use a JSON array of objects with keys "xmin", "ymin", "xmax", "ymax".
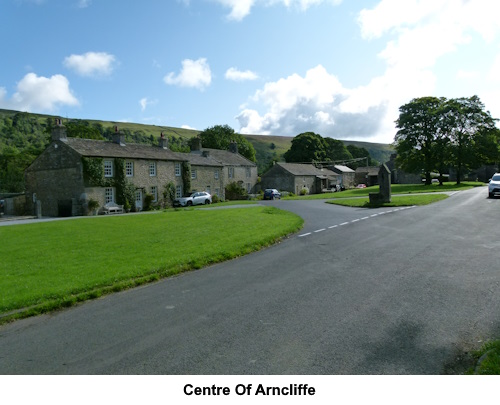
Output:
[
  {"xmin": 193, "ymin": 124, "xmax": 256, "ymax": 162},
  {"xmin": 324, "ymin": 137, "xmax": 353, "ymax": 162},
  {"xmin": 283, "ymin": 132, "xmax": 327, "ymax": 163},
  {"xmin": 441, "ymin": 96, "xmax": 499, "ymax": 184},
  {"xmin": 394, "ymin": 97, "xmax": 445, "ymax": 185}
]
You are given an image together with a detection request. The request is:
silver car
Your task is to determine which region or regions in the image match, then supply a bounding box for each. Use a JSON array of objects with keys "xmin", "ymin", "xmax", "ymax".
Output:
[
  {"xmin": 174, "ymin": 191, "xmax": 212, "ymax": 207},
  {"xmin": 488, "ymin": 173, "xmax": 500, "ymax": 198}
]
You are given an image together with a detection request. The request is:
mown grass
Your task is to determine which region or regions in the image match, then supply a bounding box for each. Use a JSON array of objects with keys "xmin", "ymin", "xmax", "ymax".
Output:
[
  {"xmin": 468, "ymin": 341, "xmax": 500, "ymax": 374},
  {"xmin": 283, "ymin": 181, "xmax": 485, "ymax": 200},
  {"xmin": 0, "ymin": 207, "xmax": 303, "ymax": 323},
  {"xmin": 325, "ymin": 193, "xmax": 449, "ymax": 208}
]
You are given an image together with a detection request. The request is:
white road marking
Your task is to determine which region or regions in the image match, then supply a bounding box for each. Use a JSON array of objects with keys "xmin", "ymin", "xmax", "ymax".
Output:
[{"xmin": 297, "ymin": 206, "xmax": 416, "ymax": 238}]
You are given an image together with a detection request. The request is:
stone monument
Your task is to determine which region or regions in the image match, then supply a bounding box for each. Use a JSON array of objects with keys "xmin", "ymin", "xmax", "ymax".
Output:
[{"xmin": 369, "ymin": 164, "xmax": 391, "ymax": 204}]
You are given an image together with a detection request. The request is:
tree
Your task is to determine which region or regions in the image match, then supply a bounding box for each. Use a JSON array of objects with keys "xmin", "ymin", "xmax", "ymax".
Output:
[
  {"xmin": 441, "ymin": 96, "xmax": 499, "ymax": 184},
  {"xmin": 324, "ymin": 137, "xmax": 352, "ymax": 162},
  {"xmin": 346, "ymin": 145, "xmax": 377, "ymax": 169},
  {"xmin": 394, "ymin": 97, "xmax": 445, "ymax": 185},
  {"xmin": 193, "ymin": 124, "xmax": 256, "ymax": 162},
  {"xmin": 283, "ymin": 132, "xmax": 327, "ymax": 163}
]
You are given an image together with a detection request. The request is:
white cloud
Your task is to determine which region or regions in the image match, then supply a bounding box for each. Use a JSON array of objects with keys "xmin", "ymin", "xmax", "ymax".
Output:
[
  {"xmin": 63, "ymin": 52, "xmax": 116, "ymax": 77},
  {"xmin": 225, "ymin": 67, "xmax": 259, "ymax": 81},
  {"xmin": 215, "ymin": 0, "xmax": 342, "ymax": 21},
  {"xmin": 0, "ymin": 73, "xmax": 79, "ymax": 112},
  {"xmin": 181, "ymin": 124, "xmax": 197, "ymax": 130},
  {"xmin": 164, "ymin": 58, "xmax": 212, "ymax": 90},
  {"xmin": 139, "ymin": 97, "xmax": 158, "ymax": 111}
]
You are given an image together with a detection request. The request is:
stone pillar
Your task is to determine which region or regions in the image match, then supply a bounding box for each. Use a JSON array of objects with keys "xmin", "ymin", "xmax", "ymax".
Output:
[
  {"xmin": 379, "ymin": 164, "xmax": 391, "ymax": 203},
  {"xmin": 36, "ymin": 200, "xmax": 42, "ymax": 219}
]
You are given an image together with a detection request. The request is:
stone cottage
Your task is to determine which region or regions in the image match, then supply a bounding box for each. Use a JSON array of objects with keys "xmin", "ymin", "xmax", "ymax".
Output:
[
  {"xmin": 25, "ymin": 121, "xmax": 252, "ymax": 217},
  {"xmin": 260, "ymin": 162, "xmax": 338, "ymax": 194},
  {"xmin": 328, "ymin": 165, "xmax": 355, "ymax": 188},
  {"xmin": 189, "ymin": 138, "xmax": 258, "ymax": 194}
]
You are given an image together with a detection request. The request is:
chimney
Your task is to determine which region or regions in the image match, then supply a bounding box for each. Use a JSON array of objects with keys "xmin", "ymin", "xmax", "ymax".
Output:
[
  {"xmin": 229, "ymin": 141, "xmax": 238, "ymax": 154},
  {"xmin": 159, "ymin": 132, "xmax": 168, "ymax": 149},
  {"xmin": 190, "ymin": 136, "xmax": 202, "ymax": 152},
  {"xmin": 112, "ymin": 126, "xmax": 125, "ymax": 146},
  {"xmin": 51, "ymin": 118, "xmax": 67, "ymax": 142},
  {"xmin": 202, "ymin": 150, "xmax": 210, "ymax": 158}
]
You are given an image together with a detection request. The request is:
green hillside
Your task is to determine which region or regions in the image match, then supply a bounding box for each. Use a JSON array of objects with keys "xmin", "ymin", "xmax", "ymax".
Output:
[{"xmin": 0, "ymin": 109, "xmax": 393, "ymax": 193}]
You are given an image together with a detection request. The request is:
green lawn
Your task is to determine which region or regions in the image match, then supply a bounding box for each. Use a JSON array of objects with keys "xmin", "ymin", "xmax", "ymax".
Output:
[
  {"xmin": 283, "ymin": 181, "xmax": 485, "ymax": 200},
  {"xmin": 326, "ymin": 193, "xmax": 449, "ymax": 208},
  {"xmin": 0, "ymin": 206, "xmax": 302, "ymax": 322}
]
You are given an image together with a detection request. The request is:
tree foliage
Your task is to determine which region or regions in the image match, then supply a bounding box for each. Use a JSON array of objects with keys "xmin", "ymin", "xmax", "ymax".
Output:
[
  {"xmin": 193, "ymin": 124, "xmax": 256, "ymax": 162},
  {"xmin": 394, "ymin": 96, "xmax": 500, "ymax": 184},
  {"xmin": 283, "ymin": 132, "xmax": 354, "ymax": 164}
]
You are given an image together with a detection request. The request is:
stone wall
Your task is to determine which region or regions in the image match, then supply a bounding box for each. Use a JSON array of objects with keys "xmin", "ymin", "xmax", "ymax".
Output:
[{"xmin": 190, "ymin": 165, "xmax": 225, "ymax": 198}]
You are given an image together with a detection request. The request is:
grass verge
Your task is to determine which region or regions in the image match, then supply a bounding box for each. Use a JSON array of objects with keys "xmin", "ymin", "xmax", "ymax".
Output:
[
  {"xmin": 283, "ymin": 181, "xmax": 484, "ymax": 200},
  {"xmin": 325, "ymin": 193, "xmax": 449, "ymax": 208},
  {"xmin": 0, "ymin": 206, "xmax": 303, "ymax": 324},
  {"xmin": 468, "ymin": 341, "xmax": 500, "ymax": 374}
]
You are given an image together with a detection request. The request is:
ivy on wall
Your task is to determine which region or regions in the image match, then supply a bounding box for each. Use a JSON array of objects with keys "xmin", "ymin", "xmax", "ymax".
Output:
[
  {"xmin": 82, "ymin": 157, "xmax": 135, "ymax": 209},
  {"xmin": 182, "ymin": 161, "xmax": 191, "ymax": 196}
]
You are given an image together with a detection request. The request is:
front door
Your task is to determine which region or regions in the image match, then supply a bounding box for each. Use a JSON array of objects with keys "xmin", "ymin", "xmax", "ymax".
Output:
[{"xmin": 135, "ymin": 189, "xmax": 143, "ymax": 211}]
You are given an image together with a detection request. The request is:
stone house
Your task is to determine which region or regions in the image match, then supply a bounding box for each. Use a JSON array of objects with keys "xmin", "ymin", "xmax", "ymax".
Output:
[
  {"xmin": 190, "ymin": 138, "xmax": 258, "ymax": 194},
  {"xmin": 355, "ymin": 166, "xmax": 381, "ymax": 186},
  {"xmin": 260, "ymin": 162, "xmax": 338, "ymax": 194},
  {"xmin": 25, "ymin": 122, "xmax": 249, "ymax": 217},
  {"xmin": 328, "ymin": 165, "xmax": 355, "ymax": 188}
]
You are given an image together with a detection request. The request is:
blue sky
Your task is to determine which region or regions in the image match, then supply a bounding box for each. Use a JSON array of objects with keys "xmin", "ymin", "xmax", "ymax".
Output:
[{"xmin": 1, "ymin": 0, "xmax": 500, "ymax": 144}]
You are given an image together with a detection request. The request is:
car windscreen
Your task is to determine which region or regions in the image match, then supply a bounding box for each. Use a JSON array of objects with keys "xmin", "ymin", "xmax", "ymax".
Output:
[{"xmin": 492, "ymin": 175, "xmax": 500, "ymax": 181}]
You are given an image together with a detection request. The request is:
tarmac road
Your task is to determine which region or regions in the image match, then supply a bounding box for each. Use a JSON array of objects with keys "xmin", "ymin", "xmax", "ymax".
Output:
[{"xmin": 1, "ymin": 186, "xmax": 499, "ymax": 374}]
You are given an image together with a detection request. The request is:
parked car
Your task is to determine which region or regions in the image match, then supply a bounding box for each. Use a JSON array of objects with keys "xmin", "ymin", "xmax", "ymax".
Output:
[
  {"xmin": 263, "ymin": 189, "xmax": 281, "ymax": 200},
  {"xmin": 174, "ymin": 191, "xmax": 212, "ymax": 207},
  {"xmin": 488, "ymin": 173, "xmax": 500, "ymax": 198}
]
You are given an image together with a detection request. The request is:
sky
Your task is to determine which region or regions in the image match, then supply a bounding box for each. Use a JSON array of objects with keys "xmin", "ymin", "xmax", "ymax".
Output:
[{"xmin": 1, "ymin": 0, "xmax": 500, "ymax": 144}]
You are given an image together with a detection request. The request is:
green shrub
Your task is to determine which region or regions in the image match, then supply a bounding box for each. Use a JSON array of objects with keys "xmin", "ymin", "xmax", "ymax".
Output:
[
  {"xmin": 212, "ymin": 194, "xmax": 221, "ymax": 203},
  {"xmin": 225, "ymin": 181, "xmax": 248, "ymax": 200},
  {"xmin": 300, "ymin": 187, "xmax": 309, "ymax": 195},
  {"xmin": 143, "ymin": 193, "xmax": 154, "ymax": 211}
]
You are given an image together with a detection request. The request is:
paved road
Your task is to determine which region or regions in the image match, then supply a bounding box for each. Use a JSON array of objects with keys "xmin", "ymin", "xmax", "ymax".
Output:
[{"xmin": 1, "ymin": 187, "xmax": 499, "ymax": 374}]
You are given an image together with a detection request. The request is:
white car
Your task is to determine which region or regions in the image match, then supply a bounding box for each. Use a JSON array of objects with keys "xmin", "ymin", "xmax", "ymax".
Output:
[
  {"xmin": 174, "ymin": 191, "xmax": 212, "ymax": 207},
  {"xmin": 488, "ymin": 173, "xmax": 500, "ymax": 198}
]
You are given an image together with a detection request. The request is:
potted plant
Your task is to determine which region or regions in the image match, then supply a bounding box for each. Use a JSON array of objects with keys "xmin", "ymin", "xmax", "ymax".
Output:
[{"xmin": 87, "ymin": 199, "xmax": 99, "ymax": 215}]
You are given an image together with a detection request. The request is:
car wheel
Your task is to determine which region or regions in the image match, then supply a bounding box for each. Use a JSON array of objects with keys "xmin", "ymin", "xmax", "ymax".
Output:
[
  {"xmin": 489, "ymin": 192, "xmax": 494, "ymax": 198},
  {"xmin": 205, "ymin": 199, "xmax": 210, "ymax": 204},
  {"xmin": 187, "ymin": 201, "xmax": 193, "ymax": 206}
]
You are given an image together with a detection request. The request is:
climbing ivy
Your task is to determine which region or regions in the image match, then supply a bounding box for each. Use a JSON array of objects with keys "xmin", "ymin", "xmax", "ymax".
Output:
[{"xmin": 182, "ymin": 161, "xmax": 191, "ymax": 196}]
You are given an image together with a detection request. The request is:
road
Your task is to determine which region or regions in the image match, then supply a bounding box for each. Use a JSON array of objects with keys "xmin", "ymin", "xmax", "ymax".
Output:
[{"xmin": 1, "ymin": 187, "xmax": 499, "ymax": 374}]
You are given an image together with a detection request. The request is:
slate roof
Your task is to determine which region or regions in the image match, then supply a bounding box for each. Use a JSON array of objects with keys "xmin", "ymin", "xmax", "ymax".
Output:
[
  {"xmin": 65, "ymin": 138, "xmax": 186, "ymax": 161},
  {"xmin": 356, "ymin": 166, "xmax": 380, "ymax": 176},
  {"xmin": 276, "ymin": 162, "xmax": 337, "ymax": 177},
  {"xmin": 333, "ymin": 165, "xmax": 355, "ymax": 173},
  {"xmin": 184, "ymin": 152, "xmax": 223, "ymax": 167},
  {"xmin": 192, "ymin": 148, "xmax": 257, "ymax": 167}
]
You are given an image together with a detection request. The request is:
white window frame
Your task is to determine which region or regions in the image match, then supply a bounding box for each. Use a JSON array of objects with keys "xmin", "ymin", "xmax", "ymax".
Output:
[
  {"xmin": 215, "ymin": 188, "xmax": 220, "ymax": 197},
  {"xmin": 246, "ymin": 167, "xmax": 251, "ymax": 178},
  {"xmin": 228, "ymin": 167, "xmax": 234, "ymax": 179},
  {"xmin": 214, "ymin": 170, "xmax": 219, "ymax": 180},
  {"xmin": 105, "ymin": 187, "xmax": 114, "ymax": 204},
  {"xmin": 149, "ymin": 161, "xmax": 157, "ymax": 177},
  {"xmin": 175, "ymin": 163, "xmax": 181, "ymax": 177},
  {"xmin": 191, "ymin": 169, "xmax": 197, "ymax": 179},
  {"xmin": 125, "ymin": 161, "xmax": 134, "ymax": 177},
  {"xmin": 151, "ymin": 186, "xmax": 158, "ymax": 202},
  {"xmin": 104, "ymin": 160, "xmax": 113, "ymax": 178},
  {"xmin": 176, "ymin": 185, "xmax": 182, "ymax": 199}
]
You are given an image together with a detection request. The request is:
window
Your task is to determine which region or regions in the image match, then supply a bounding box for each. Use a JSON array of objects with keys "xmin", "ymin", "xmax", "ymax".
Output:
[
  {"xmin": 206, "ymin": 186, "xmax": 211, "ymax": 195},
  {"xmin": 149, "ymin": 162, "xmax": 156, "ymax": 176},
  {"xmin": 125, "ymin": 161, "xmax": 134, "ymax": 177},
  {"xmin": 104, "ymin": 160, "xmax": 113, "ymax": 178},
  {"xmin": 105, "ymin": 188, "xmax": 114, "ymax": 203},
  {"xmin": 214, "ymin": 170, "xmax": 219, "ymax": 180},
  {"xmin": 191, "ymin": 169, "xmax": 197, "ymax": 179},
  {"xmin": 175, "ymin": 163, "xmax": 181, "ymax": 177},
  {"xmin": 151, "ymin": 186, "xmax": 158, "ymax": 202},
  {"xmin": 176, "ymin": 185, "xmax": 182, "ymax": 199},
  {"xmin": 215, "ymin": 188, "xmax": 220, "ymax": 197},
  {"xmin": 246, "ymin": 167, "xmax": 251, "ymax": 178},
  {"xmin": 247, "ymin": 183, "xmax": 251, "ymax": 193},
  {"xmin": 228, "ymin": 167, "xmax": 234, "ymax": 179}
]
